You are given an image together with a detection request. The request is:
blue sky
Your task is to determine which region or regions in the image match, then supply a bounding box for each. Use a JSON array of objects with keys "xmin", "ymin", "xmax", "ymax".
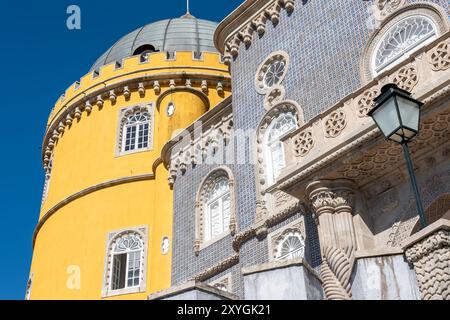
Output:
[{"xmin": 0, "ymin": 0, "xmax": 242, "ymax": 300}]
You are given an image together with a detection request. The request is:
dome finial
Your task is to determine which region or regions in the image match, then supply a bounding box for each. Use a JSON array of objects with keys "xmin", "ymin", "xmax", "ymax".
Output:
[{"xmin": 181, "ymin": 0, "xmax": 195, "ymax": 18}]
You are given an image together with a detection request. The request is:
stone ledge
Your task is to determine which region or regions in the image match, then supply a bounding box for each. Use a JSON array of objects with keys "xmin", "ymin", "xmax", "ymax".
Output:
[
  {"xmin": 355, "ymin": 247, "xmax": 404, "ymax": 259},
  {"xmin": 403, "ymin": 218, "xmax": 450, "ymax": 250},
  {"xmin": 241, "ymin": 258, "xmax": 321, "ymax": 282},
  {"xmin": 147, "ymin": 280, "xmax": 239, "ymax": 300}
]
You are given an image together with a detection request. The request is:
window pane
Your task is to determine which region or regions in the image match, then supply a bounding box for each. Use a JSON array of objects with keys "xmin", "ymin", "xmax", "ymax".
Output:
[{"xmin": 209, "ymin": 200, "xmax": 222, "ymax": 238}]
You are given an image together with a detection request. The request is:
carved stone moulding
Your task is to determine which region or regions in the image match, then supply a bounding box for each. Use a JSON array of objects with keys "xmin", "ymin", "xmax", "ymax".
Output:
[
  {"xmin": 404, "ymin": 221, "xmax": 450, "ymax": 300},
  {"xmin": 221, "ymin": 0, "xmax": 297, "ymax": 65}
]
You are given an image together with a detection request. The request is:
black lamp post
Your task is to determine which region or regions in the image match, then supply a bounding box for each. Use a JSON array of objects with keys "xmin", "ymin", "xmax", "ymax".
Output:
[{"xmin": 368, "ymin": 84, "xmax": 427, "ymax": 229}]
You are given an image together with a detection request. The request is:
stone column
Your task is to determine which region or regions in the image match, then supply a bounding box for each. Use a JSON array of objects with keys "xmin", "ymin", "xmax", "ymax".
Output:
[
  {"xmin": 404, "ymin": 220, "xmax": 450, "ymax": 300},
  {"xmin": 306, "ymin": 179, "xmax": 358, "ymax": 300}
]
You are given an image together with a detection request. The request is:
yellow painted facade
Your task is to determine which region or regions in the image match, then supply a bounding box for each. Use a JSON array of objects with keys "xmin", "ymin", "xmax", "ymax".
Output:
[{"xmin": 28, "ymin": 48, "xmax": 231, "ymax": 299}]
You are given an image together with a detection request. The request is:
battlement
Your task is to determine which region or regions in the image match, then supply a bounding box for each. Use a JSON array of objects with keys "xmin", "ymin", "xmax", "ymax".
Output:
[{"xmin": 49, "ymin": 51, "xmax": 228, "ymax": 124}]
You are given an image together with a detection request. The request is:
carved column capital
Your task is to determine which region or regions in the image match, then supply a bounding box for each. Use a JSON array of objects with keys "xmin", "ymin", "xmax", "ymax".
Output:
[{"xmin": 306, "ymin": 179, "xmax": 357, "ymax": 216}]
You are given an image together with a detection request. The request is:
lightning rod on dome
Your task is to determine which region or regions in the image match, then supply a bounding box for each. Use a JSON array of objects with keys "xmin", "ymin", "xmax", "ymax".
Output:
[{"xmin": 182, "ymin": 0, "xmax": 194, "ymax": 18}]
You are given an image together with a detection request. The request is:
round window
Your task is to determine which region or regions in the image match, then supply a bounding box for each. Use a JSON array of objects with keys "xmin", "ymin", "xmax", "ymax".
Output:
[
  {"xmin": 166, "ymin": 102, "xmax": 175, "ymax": 117},
  {"xmin": 264, "ymin": 60, "xmax": 286, "ymax": 88},
  {"xmin": 255, "ymin": 51, "xmax": 289, "ymax": 94}
]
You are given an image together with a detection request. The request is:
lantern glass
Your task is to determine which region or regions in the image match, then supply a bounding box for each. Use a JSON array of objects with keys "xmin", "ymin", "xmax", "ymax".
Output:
[
  {"xmin": 397, "ymin": 95, "xmax": 420, "ymax": 139},
  {"xmin": 371, "ymin": 96, "xmax": 401, "ymax": 140},
  {"xmin": 369, "ymin": 84, "xmax": 422, "ymax": 143}
]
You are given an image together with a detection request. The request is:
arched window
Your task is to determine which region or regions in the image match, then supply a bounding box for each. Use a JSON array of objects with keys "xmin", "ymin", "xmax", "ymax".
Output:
[
  {"xmin": 373, "ymin": 15, "xmax": 437, "ymax": 75},
  {"xmin": 275, "ymin": 231, "xmax": 305, "ymax": 261},
  {"xmin": 264, "ymin": 112, "xmax": 297, "ymax": 185},
  {"xmin": 110, "ymin": 233, "xmax": 144, "ymax": 291},
  {"xmin": 195, "ymin": 168, "xmax": 236, "ymax": 253},
  {"xmin": 102, "ymin": 227, "xmax": 148, "ymax": 298},
  {"xmin": 117, "ymin": 105, "xmax": 153, "ymax": 156},
  {"xmin": 205, "ymin": 176, "xmax": 231, "ymax": 242}
]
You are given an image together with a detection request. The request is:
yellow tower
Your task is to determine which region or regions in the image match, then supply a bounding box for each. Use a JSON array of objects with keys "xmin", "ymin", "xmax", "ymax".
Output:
[{"xmin": 27, "ymin": 15, "xmax": 231, "ymax": 300}]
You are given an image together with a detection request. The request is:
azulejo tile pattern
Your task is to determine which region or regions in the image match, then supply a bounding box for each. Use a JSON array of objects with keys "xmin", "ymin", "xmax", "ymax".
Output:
[{"xmin": 170, "ymin": 0, "xmax": 450, "ymax": 299}]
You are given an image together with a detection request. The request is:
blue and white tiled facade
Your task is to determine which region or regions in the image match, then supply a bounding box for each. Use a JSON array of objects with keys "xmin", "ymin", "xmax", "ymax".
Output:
[{"xmin": 165, "ymin": 0, "xmax": 450, "ymax": 300}]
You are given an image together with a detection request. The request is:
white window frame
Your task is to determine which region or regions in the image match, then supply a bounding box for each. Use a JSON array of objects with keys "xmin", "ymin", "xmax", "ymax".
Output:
[
  {"xmin": 264, "ymin": 112, "xmax": 297, "ymax": 186},
  {"xmin": 204, "ymin": 179, "xmax": 231, "ymax": 242},
  {"xmin": 116, "ymin": 104, "xmax": 154, "ymax": 157},
  {"xmin": 101, "ymin": 226, "xmax": 148, "ymax": 298},
  {"xmin": 372, "ymin": 15, "xmax": 438, "ymax": 75}
]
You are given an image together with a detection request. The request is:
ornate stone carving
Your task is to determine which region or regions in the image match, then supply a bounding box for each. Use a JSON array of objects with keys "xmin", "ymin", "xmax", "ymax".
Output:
[
  {"xmin": 269, "ymin": 219, "xmax": 306, "ymax": 261},
  {"xmin": 321, "ymin": 246, "xmax": 354, "ymax": 300},
  {"xmin": 357, "ymin": 88, "xmax": 379, "ymax": 118},
  {"xmin": 192, "ymin": 255, "xmax": 239, "ymax": 282},
  {"xmin": 338, "ymin": 111, "xmax": 450, "ymax": 185},
  {"xmin": 221, "ymin": 1, "xmax": 296, "ymax": 64},
  {"xmin": 324, "ymin": 110, "xmax": 347, "ymax": 138},
  {"xmin": 376, "ymin": 0, "xmax": 406, "ymax": 18},
  {"xmin": 391, "ymin": 65, "xmax": 419, "ymax": 92},
  {"xmin": 429, "ymin": 40, "xmax": 450, "ymax": 71},
  {"xmin": 255, "ymin": 51, "xmax": 289, "ymax": 95},
  {"xmin": 293, "ymin": 130, "xmax": 314, "ymax": 157},
  {"xmin": 264, "ymin": 86, "xmax": 286, "ymax": 109},
  {"xmin": 405, "ymin": 229, "xmax": 450, "ymax": 300},
  {"xmin": 307, "ymin": 180, "xmax": 358, "ymax": 300}
]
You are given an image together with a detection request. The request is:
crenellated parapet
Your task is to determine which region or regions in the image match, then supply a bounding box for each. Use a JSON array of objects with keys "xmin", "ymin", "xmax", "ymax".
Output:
[{"xmin": 41, "ymin": 51, "xmax": 230, "ymax": 170}]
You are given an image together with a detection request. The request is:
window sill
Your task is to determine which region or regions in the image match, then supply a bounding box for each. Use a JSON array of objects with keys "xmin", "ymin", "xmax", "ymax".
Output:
[
  {"xmin": 115, "ymin": 147, "xmax": 152, "ymax": 158},
  {"xmin": 101, "ymin": 285, "xmax": 146, "ymax": 298},
  {"xmin": 199, "ymin": 231, "xmax": 231, "ymax": 252}
]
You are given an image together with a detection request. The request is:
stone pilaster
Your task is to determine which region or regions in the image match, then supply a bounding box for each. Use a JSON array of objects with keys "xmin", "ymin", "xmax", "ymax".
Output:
[
  {"xmin": 404, "ymin": 219, "xmax": 450, "ymax": 300},
  {"xmin": 306, "ymin": 179, "xmax": 358, "ymax": 300}
]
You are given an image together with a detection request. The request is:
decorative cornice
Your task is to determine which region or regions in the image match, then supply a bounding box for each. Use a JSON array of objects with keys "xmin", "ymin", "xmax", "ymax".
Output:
[
  {"xmin": 214, "ymin": 0, "xmax": 296, "ymax": 65},
  {"xmin": 161, "ymin": 96, "xmax": 232, "ymax": 168},
  {"xmin": 232, "ymin": 200, "xmax": 303, "ymax": 252},
  {"xmin": 42, "ymin": 71, "xmax": 231, "ymax": 168},
  {"xmin": 33, "ymin": 173, "xmax": 155, "ymax": 249},
  {"xmin": 191, "ymin": 254, "xmax": 240, "ymax": 282}
]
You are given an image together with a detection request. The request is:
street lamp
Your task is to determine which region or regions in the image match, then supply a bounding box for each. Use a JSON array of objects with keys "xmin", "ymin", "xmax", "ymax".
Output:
[{"xmin": 368, "ymin": 84, "xmax": 427, "ymax": 229}]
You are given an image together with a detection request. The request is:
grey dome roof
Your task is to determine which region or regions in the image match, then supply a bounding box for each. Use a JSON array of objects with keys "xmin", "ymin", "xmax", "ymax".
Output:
[{"xmin": 90, "ymin": 15, "xmax": 218, "ymax": 71}]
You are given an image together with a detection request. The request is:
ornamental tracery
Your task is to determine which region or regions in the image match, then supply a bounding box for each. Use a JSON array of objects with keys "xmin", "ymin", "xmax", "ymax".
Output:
[
  {"xmin": 357, "ymin": 88, "xmax": 380, "ymax": 118},
  {"xmin": 324, "ymin": 110, "xmax": 347, "ymax": 138},
  {"xmin": 255, "ymin": 51, "xmax": 290, "ymax": 106},
  {"xmin": 429, "ymin": 40, "xmax": 450, "ymax": 70},
  {"xmin": 274, "ymin": 230, "xmax": 305, "ymax": 261},
  {"xmin": 293, "ymin": 130, "xmax": 314, "ymax": 157},
  {"xmin": 373, "ymin": 15, "xmax": 437, "ymax": 74},
  {"xmin": 391, "ymin": 64, "xmax": 419, "ymax": 92}
]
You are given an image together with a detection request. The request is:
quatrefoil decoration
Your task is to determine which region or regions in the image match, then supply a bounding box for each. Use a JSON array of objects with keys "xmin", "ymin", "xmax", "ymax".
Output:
[
  {"xmin": 430, "ymin": 41, "xmax": 450, "ymax": 71},
  {"xmin": 325, "ymin": 111, "xmax": 347, "ymax": 138},
  {"xmin": 392, "ymin": 66, "xmax": 419, "ymax": 92},
  {"xmin": 358, "ymin": 89, "xmax": 379, "ymax": 118},
  {"xmin": 293, "ymin": 130, "xmax": 314, "ymax": 157}
]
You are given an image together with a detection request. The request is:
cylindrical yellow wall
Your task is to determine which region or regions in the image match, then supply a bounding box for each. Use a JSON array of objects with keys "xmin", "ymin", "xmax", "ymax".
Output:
[{"xmin": 29, "ymin": 52, "xmax": 231, "ymax": 300}]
